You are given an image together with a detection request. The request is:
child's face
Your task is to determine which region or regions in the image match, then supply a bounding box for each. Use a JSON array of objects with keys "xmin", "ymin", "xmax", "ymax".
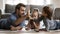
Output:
[
  {"xmin": 33, "ymin": 11, "xmax": 38, "ymax": 18},
  {"xmin": 42, "ymin": 11, "xmax": 47, "ymax": 17}
]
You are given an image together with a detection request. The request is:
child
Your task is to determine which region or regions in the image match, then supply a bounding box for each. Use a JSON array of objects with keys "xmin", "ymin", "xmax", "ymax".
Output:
[
  {"xmin": 39, "ymin": 6, "xmax": 60, "ymax": 31},
  {"xmin": 26, "ymin": 8, "xmax": 40, "ymax": 32}
]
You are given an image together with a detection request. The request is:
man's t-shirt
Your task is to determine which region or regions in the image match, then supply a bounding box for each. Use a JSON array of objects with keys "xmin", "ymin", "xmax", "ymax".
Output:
[
  {"xmin": 0, "ymin": 13, "xmax": 26, "ymax": 29},
  {"xmin": 8, "ymin": 13, "xmax": 26, "ymax": 27}
]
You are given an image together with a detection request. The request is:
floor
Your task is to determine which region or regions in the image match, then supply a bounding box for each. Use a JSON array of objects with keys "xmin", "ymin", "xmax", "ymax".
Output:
[{"xmin": 0, "ymin": 29, "xmax": 60, "ymax": 34}]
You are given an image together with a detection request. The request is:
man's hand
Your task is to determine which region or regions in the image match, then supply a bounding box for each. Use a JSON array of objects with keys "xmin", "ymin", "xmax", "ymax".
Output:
[
  {"xmin": 26, "ymin": 10, "xmax": 30, "ymax": 18},
  {"xmin": 16, "ymin": 26, "xmax": 22, "ymax": 30},
  {"xmin": 26, "ymin": 10, "xmax": 34, "ymax": 20},
  {"xmin": 10, "ymin": 25, "xmax": 16, "ymax": 31},
  {"xmin": 10, "ymin": 26, "xmax": 22, "ymax": 31}
]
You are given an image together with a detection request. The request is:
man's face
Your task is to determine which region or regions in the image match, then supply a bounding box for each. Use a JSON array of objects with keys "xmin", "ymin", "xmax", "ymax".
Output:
[{"xmin": 18, "ymin": 6, "xmax": 26, "ymax": 17}]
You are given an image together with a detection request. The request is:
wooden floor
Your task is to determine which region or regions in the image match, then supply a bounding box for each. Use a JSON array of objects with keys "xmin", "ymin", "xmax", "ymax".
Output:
[
  {"xmin": 0, "ymin": 31, "xmax": 60, "ymax": 34},
  {"xmin": 0, "ymin": 30, "xmax": 60, "ymax": 34}
]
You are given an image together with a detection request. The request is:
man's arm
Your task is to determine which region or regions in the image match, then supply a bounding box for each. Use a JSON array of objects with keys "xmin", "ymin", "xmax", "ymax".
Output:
[
  {"xmin": 14, "ymin": 9, "xmax": 31, "ymax": 26},
  {"xmin": 14, "ymin": 15, "xmax": 27, "ymax": 26},
  {"xmin": 10, "ymin": 25, "xmax": 22, "ymax": 30}
]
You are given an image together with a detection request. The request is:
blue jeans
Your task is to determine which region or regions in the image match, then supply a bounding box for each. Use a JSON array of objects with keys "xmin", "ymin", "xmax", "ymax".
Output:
[
  {"xmin": 0, "ymin": 19, "xmax": 10, "ymax": 29},
  {"xmin": 56, "ymin": 21, "xmax": 60, "ymax": 29}
]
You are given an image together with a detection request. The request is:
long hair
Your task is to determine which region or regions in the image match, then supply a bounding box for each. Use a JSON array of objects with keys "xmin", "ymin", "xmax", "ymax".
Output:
[{"xmin": 42, "ymin": 6, "xmax": 52, "ymax": 20}]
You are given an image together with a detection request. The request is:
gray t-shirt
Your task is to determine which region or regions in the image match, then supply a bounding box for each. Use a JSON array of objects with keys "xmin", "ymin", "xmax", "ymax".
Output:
[{"xmin": 46, "ymin": 19, "xmax": 57, "ymax": 30}]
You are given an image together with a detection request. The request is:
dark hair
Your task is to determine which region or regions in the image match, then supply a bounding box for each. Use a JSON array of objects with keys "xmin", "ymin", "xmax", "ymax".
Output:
[
  {"xmin": 15, "ymin": 3, "xmax": 26, "ymax": 13},
  {"xmin": 42, "ymin": 6, "xmax": 52, "ymax": 20}
]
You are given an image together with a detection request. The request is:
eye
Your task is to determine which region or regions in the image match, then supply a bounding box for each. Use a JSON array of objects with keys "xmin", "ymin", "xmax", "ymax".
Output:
[{"xmin": 22, "ymin": 10, "xmax": 25, "ymax": 11}]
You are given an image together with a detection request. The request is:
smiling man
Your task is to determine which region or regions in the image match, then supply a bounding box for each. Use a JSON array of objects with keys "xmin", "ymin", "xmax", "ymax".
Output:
[{"xmin": 0, "ymin": 3, "xmax": 29, "ymax": 30}]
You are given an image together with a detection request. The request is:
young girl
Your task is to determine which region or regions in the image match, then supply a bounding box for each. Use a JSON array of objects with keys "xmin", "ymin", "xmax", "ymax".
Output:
[
  {"xmin": 40, "ymin": 6, "xmax": 60, "ymax": 31},
  {"xmin": 26, "ymin": 8, "xmax": 40, "ymax": 32}
]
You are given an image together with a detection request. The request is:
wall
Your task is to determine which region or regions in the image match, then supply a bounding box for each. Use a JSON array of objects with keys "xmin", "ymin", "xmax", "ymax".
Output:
[
  {"xmin": 0, "ymin": 0, "xmax": 60, "ymax": 14},
  {"xmin": 51, "ymin": 0, "xmax": 60, "ymax": 8},
  {"xmin": 0, "ymin": 0, "xmax": 3, "ymax": 9}
]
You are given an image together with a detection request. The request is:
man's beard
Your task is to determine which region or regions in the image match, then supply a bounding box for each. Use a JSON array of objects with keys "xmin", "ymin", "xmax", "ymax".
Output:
[{"xmin": 18, "ymin": 13, "xmax": 25, "ymax": 17}]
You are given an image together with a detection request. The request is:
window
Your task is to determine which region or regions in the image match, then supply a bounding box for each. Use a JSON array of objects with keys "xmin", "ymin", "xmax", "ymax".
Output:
[
  {"xmin": 6, "ymin": 0, "xmax": 51, "ymax": 5},
  {"xmin": 30, "ymin": 0, "xmax": 44, "ymax": 5},
  {"xmin": 6, "ymin": 0, "xmax": 13, "ymax": 5},
  {"xmin": 46, "ymin": 0, "xmax": 51, "ymax": 4},
  {"xmin": 6, "ymin": 0, "xmax": 27, "ymax": 5}
]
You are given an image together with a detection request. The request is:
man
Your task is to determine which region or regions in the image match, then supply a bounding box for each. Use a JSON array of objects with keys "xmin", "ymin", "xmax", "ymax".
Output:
[{"xmin": 0, "ymin": 3, "xmax": 29, "ymax": 30}]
